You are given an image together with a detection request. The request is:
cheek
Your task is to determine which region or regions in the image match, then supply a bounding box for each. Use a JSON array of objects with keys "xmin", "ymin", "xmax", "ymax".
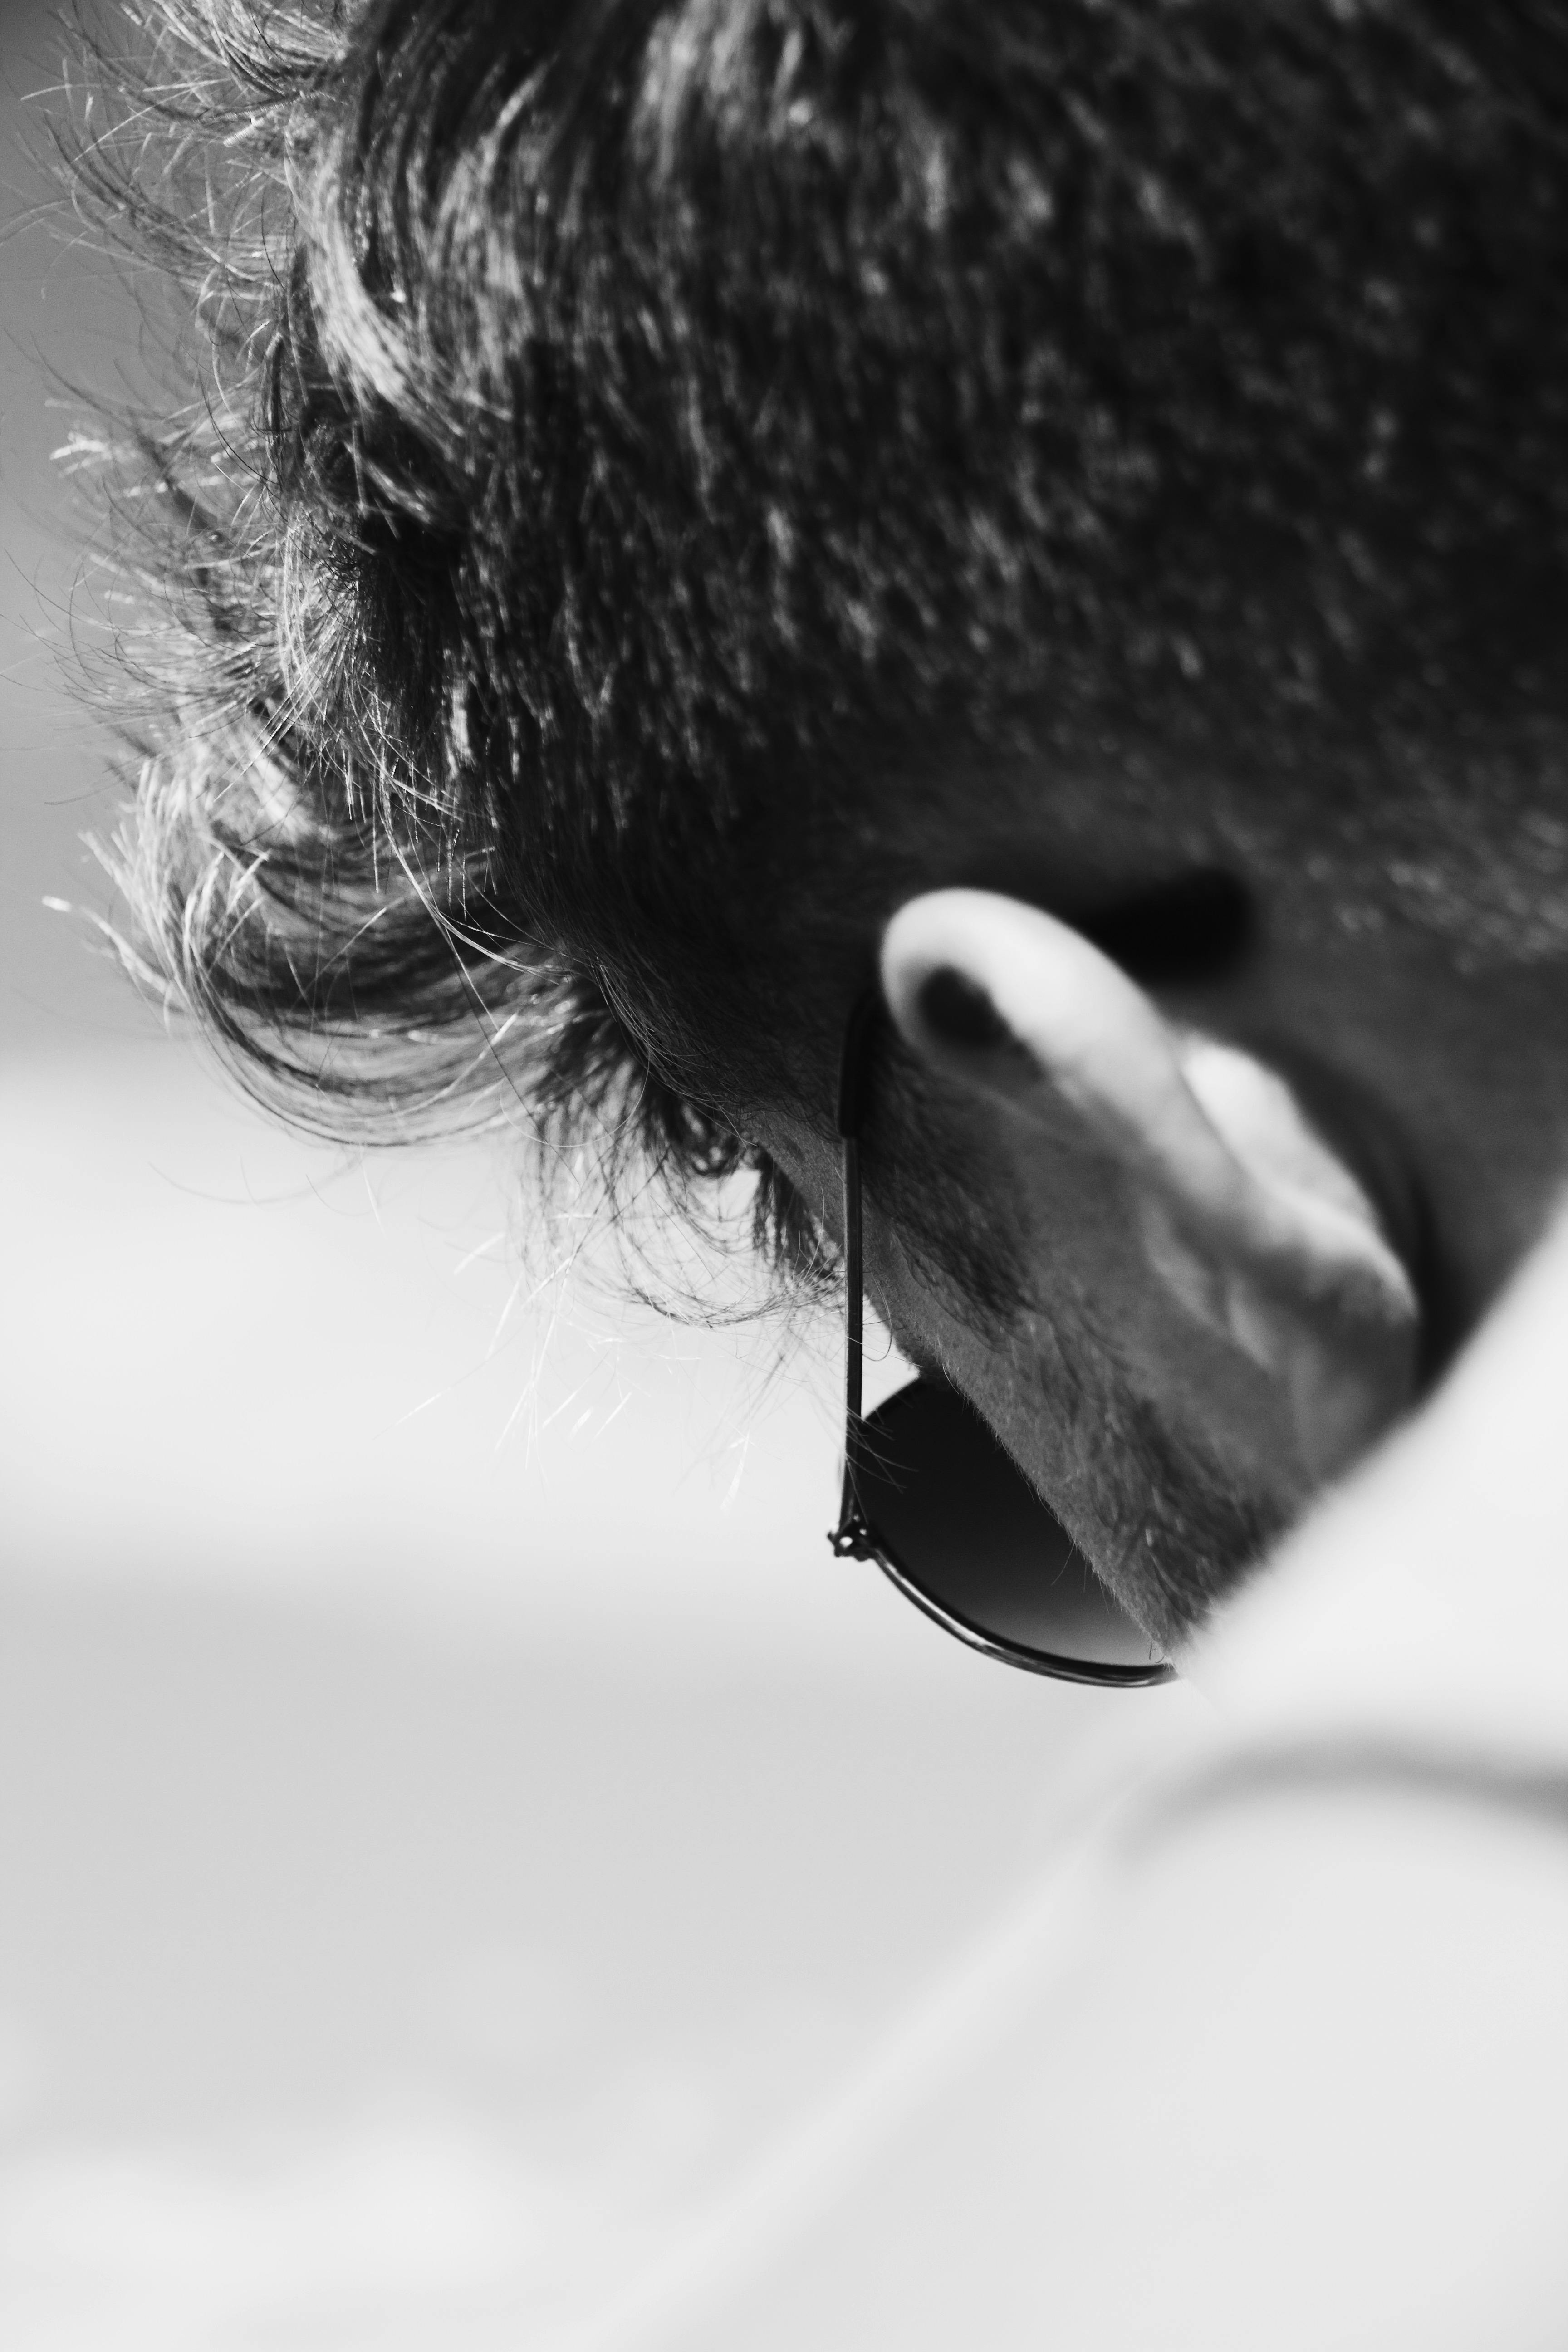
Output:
[
  {"xmin": 870, "ymin": 1229, "xmax": 1284, "ymax": 1645},
  {"xmin": 870, "ymin": 1240, "xmax": 1058, "ymax": 1486},
  {"xmin": 871, "ymin": 1248, "xmax": 1136, "ymax": 1559},
  {"xmin": 763, "ymin": 1109, "xmax": 1266, "ymax": 1637}
]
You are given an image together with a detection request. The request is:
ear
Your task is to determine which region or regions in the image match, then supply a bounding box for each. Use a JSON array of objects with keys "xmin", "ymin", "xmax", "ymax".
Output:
[{"xmin": 880, "ymin": 890, "xmax": 1420, "ymax": 1503}]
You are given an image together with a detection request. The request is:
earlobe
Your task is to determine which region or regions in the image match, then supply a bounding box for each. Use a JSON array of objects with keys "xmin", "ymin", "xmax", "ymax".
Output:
[{"xmin": 881, "ymin": 889, "xmax": 1420, "ymax": 1499}]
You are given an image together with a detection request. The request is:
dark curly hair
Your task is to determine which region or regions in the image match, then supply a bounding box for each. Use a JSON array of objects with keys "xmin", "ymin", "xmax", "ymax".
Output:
[{"xmin": 68, "ymin": 0, "xmax": 1568, "ymax": 1292}]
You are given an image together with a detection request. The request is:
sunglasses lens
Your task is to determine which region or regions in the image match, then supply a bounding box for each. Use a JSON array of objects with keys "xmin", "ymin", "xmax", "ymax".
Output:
[{"xmin": 853, "ymin": 1380, "xmax": 1166, "ymax": 1673}]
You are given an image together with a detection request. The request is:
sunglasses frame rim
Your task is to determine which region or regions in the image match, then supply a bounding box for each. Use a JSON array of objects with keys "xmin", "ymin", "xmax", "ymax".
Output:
[
  {"xmin": 829, "ymin": 992, "xmax": 1176, "ymax": 1689},
  {"xmin": 833, "ymin": 1382, "xmax": 1177, "ymax": 1685}
]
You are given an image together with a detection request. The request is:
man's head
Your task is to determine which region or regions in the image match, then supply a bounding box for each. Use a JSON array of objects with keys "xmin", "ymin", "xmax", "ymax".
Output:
[{"xmin": 92, "ymin": 0, "xmax": 1568, "ymax": 1647}]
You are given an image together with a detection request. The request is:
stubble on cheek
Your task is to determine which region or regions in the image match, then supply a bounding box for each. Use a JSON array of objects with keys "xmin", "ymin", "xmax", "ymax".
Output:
[
  {"xmin": 860, "ymin": 1124, "xmax": 1286, "ymax": 1653},
  {"xmin": 932, "ymin": 1283, "xmax": 1285, "ymax": 1656},
  {"xmin": 1060, "ymin": 1358, "xmax": 1285, "ymax": 1652}
]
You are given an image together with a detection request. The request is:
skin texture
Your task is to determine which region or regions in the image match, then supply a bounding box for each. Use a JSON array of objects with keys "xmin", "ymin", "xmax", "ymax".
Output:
[
  {"xmin": 89, "ymin": 2, "xmax": 1568, "ymax": 1664},
  {"xmin": 759, "ymin": 756, "xmax": 1568, "ymax": 1657}
]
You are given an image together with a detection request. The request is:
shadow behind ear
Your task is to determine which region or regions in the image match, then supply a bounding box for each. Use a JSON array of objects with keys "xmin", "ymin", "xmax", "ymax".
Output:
[{"xmin": 1075, "ymin": 870, "xmax": 1253, "ymax": 988}]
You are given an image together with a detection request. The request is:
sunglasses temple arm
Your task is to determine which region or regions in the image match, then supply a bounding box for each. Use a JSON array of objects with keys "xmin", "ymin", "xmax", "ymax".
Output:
[
  {"xmin": 832, "ymin": 1135, "xmax": 874, "ymax": 1557},
  {"xmin": 843, "ymin": 1137, "xmax": 864, "ymax": 1425}
]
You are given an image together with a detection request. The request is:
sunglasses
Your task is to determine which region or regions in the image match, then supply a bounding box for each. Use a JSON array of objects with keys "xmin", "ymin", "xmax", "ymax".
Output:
[{"xmin": 827, "ymin": 993, "xmax": 1175, "ymax": 1686}]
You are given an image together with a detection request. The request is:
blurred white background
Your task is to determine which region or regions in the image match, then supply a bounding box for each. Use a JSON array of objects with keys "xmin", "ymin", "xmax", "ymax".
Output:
[{"xmin": 0, "ymin": 9, "xmax": 1198, "ymax": 2345}]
